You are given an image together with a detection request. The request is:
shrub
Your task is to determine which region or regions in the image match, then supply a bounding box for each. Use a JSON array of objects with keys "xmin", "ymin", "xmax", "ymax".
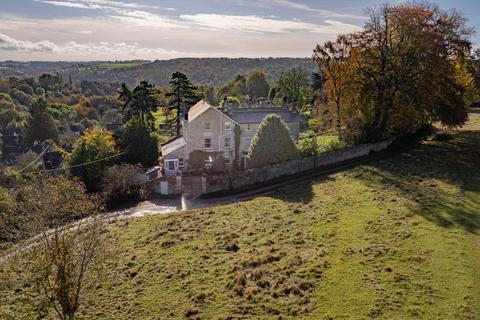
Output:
[
  {"xmin": 297, "ymin": 137, "xmax": 320, "ymax": 158},
  {"xmin": 188, "ymin": 150, "xmax": 210, "ymax": 172},
  {"xmin": 212, "ymin": 155, "xmax": 227, "ymax": 172},
  {"xmin": 101, "ymin": 164, "xmax": 145, "ymax": 205},
  {"xmin": 247, "ymin": 114, "xmax": 298, "ymax": 168}
]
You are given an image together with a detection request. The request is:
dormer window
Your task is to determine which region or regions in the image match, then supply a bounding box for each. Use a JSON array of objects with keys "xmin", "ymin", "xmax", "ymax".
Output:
[{"xmin": 204, "ymin": 121, "xmax": 211, "ymax": 131}]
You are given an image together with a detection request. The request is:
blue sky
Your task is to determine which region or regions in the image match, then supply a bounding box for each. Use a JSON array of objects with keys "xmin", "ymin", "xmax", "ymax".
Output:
[{"xmin": 0, "ymin": 0, "xmax": 478, "ymax": 61}]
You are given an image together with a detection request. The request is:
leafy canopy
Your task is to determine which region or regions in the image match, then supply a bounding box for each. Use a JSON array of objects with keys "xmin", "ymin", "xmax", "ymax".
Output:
[{"xmin": 69, "ymin": 128, "xmax": 117, "ymax": 191}]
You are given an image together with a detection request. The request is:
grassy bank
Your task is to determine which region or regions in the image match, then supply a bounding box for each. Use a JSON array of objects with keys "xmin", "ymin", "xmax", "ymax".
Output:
[{"xmin": 2, "ymin": 120, "xmax": 480, "ymax": 319}]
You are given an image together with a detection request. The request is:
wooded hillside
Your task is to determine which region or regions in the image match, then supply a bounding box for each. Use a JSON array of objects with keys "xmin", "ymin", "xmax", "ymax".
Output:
[{"xmin": 0, "ymin": 58, "xmax": 314, "ymax": 87}]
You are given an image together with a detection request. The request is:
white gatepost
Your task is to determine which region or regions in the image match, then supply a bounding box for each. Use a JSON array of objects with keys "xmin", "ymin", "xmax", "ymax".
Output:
[{"xmin": 160, "ymin": 181, "xmax": 168, "ymax": 195}]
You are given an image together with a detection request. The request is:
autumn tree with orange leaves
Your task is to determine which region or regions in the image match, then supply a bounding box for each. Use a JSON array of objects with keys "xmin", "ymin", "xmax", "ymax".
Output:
[{"xmin": 314, "ymin": 2, "xmax": 476, "ymax": 143}]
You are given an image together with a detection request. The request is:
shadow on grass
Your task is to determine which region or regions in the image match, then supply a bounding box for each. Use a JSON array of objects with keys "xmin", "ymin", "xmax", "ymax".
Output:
[
  {"xmin": 357, "ymin": 131, "xmax": 480, "ymax": 234},
  {"xmin": 269, "ymin": 176, "xmax": 336, "ymax": 205}
]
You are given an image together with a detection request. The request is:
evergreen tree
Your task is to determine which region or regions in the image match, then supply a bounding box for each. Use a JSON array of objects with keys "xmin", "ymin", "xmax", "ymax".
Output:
[
  {"xmin": 121, "ymin": 119, "xmax": 159, "ymax": 168},
  {"xmin": 118, "ymin": 80, "xmax": 158, "ymax": 126},
  {"xmin": 247, "ymin": 114, "xmax": 298, "ymax": 168},
  {"xmin": 25, "ymin": 98, "xmax": 58, "ymax": 143},
  {"xmin": 167, "ymin": 72, "xmax": 197, "ymax": 135}
]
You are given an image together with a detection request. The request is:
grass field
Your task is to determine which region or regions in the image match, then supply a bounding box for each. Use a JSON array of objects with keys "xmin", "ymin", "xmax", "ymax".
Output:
[
  {"xmin": 94, "ymin": 62, "xmax": 144, "ymax": 69},
  {"xmin": 1, "ymin": 117, "xmax": 480, "ymax": 319}
]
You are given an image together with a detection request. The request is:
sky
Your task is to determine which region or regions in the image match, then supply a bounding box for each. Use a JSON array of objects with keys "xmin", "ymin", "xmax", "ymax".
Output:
[{"xmin": 0, "ymin": 0, "xmax": 479, "ymax": 61}]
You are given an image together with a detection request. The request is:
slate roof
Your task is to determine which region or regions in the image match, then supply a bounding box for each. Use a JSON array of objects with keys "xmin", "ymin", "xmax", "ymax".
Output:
[{"xmin": 227, "ymin": 108, "xmax": 306, "ymax": 124}]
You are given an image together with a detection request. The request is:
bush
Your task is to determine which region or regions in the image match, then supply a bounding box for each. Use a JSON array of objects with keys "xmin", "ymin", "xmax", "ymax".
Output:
[
  {"xmin": 188, "ymin": 150, "xmax": 209, "ymax": 172},
  {"xmin": 101, "ymin": 164, "xmax": 146, "ymax": 205},
  {"xmin": 297, "ymin": 137, "xmax": 320, "ymax": 158},
  {"xmin": 212, "ymin": 155, "xmax": 227, "ymax": 172},
  {"xmin": 247, "ymin": 114, "xmax": 298, "ymax": 168}
]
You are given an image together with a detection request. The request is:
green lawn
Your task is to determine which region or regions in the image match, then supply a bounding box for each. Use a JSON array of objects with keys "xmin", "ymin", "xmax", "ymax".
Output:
[{"xmin": 2, "ymin": 121, "xmax": 480, "ymax": 319}]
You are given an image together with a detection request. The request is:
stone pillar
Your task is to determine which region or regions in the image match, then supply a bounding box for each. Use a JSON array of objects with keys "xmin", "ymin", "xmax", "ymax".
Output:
[
  {"xmin": 175, "ymin": 174, "xmax": 182, "ymax": 194},
  {"xmin": 201, "ymin": 174, "xmax": 207, "ymax": 195}
]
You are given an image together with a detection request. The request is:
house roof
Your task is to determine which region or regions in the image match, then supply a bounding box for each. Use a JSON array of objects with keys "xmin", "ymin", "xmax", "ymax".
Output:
[
  {"xmin": 227, "ymin": 108, "xmax": 306, "ymax": 124},
  {"xmin": 188, "ymin": 100, "xmax": 212, "ymax": 122},
  {"xmin": 161, "ymin": 136, "xmax": 186, "ymax": 156}
]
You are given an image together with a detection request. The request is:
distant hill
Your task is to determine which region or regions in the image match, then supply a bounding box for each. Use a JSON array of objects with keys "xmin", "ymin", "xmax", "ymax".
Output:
[{"xmin": 0, "ymin": 58, "xmax": 314, "ymax": 87}]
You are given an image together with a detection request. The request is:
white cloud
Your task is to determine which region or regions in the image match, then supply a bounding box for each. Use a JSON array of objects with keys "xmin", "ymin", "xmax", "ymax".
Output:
[
  {"xmin": 236, "ymin": 0, "xmax": 365, "ymax": 20},
  {"xmin": 106, "ymin": 9, "xmax": 187, "ymax": 29},
  {"xmin": 36, "ymin": 0, "xmax": 158, "ymax": 10},
  {"xmin": 0, "ymin": 33, "xmax": 57, "ymax": 52},
  {"xmin": 37, "ymin": 1, "xmax": 99, "ymax": 9},
  {"xmin": 0, "ymin": 32, "xmax": 198, "ymax": 59},
  {"xmin": 179, "ymin": 14, "xmax": 360, "ymax": 34}
]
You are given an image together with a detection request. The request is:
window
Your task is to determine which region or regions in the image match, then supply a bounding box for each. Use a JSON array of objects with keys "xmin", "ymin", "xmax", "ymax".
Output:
[
  {"xmin": 225, "ymin": 137, "xmax": 231, "ymax": 148},
  {"xmin": 166, "ymin": 160, "xmax": 176, "ymax": 171},
  {"xmin": 204, "ymin": 121, "xmax": 211, "ymax": 131},
  {"xmin": 179, "ymin": 158, "xmax": 184, "ymax": 167},
  {"xmin": 225, "ymin": 121, "xmax": 231, "ymax": 131},
  {"xmin": 204, "ymin": 138, "xmax": 212, "ymax": 149}
]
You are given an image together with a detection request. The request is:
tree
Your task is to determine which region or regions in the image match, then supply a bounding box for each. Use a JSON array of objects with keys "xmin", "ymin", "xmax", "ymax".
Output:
[
  {"xmin": 246, "ymin": 70, "xmax": 270, "ymax": 98},
  {"xmin": 203, "ymin": 86, "xmax": 218, "ymax": 106},
  {"xmin": 14, "ymin": 176, "xmax": 107, "ymax": 320},
  {"xmin": 167, "ymin": 72, "xmax": 197, "ymax": 135},
  {"xmin": 118, "ymin": 81, "xmax": 158, "ymax": 126},
  {"xmin": 121, "ymin": 119, "xmax": 159, "ymax": 168},
  {"xmin": 0, "ymin": 108, "xmax": 25, "ymax": 128},
  {"xmin": 276, "ymin": 68, "xmax": 309, "ymax": 108},
  {"xmin": 69, "ymin": 128, "xmax": 117, "ymax": 191},
  {"xmin": 313, "ymin": 3, "xmax": 474, "ymax": 142},
  {"xmin": 268, "ymin": 87, "xmax": 277, "ymax": 101},
  {"xmin": 356, "ymin": 3, "xmax": 472, "ymax": 134},
  {"xmin": 313, "ymin": 35, "xmax": 353, "ymax": 136},
  {"xmin": 247, "ymin": 114, "xmax": 298, "ymax": 168},
  {"xmin": 25, "ymin": 98, "xmax": 58, "ymax": 143}
]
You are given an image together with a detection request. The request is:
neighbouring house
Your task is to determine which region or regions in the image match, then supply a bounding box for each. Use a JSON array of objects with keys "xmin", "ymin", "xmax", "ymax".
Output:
[{"xmin": 161, "ymin": 99, "xmax": 305, "ymax": 176}]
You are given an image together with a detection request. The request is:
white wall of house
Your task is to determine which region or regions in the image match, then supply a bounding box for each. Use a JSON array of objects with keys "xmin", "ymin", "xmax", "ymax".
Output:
[{"xmin": 183, "ymin": 107, "xmax": 236, "ymax": 169}]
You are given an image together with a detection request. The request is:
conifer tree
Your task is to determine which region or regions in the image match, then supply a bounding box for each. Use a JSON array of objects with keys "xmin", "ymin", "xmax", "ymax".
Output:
[
  {"xmin": 247, "ymin": 114, "xmax": 298, "ymax": 168},
  {"xmin": 25, "ymin": 97, "xmax": 58, "ymax": 143},
  {"xmin": 167, "ymin": 72, "xmax": 197, "ymax": 135}
]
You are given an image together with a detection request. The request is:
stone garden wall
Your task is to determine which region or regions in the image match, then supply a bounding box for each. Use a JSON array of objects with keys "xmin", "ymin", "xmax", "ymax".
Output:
[{"xmin": 203, "ymin": 137, "xmax": 396, "ymax": 195}]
